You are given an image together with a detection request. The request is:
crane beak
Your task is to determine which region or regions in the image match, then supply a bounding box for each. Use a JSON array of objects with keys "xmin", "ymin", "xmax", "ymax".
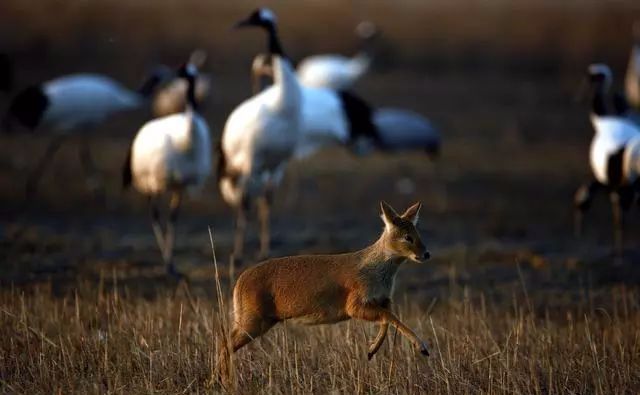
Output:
[{"xmin": 232, "ymin": 19, "xmax": 252, "ymax": 30}]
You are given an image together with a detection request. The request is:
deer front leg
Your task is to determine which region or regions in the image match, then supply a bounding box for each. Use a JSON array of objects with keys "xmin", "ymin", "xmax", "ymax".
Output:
[
  {"xmin": 347, "ymin": 299, "xmax": 429, "ymax": 357},
  {"xmin": 367, "ymin": 323, "xmax": 388, "ymax": 360}
]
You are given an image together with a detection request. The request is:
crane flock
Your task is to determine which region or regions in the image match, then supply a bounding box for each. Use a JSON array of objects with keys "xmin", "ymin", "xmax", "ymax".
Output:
[{"xmin": 2, "ymin": 7, "xmax": 640, "ymax": 276}]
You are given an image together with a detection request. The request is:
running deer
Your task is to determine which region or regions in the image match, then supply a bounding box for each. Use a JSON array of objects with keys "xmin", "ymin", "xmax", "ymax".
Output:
[{"xmin": 229, "ymin": 201, "xmax": 431, "ymax": 359}]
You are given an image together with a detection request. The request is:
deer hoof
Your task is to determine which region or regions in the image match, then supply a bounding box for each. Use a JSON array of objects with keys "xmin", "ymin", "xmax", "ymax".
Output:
[{"xmin": 419, "ymin": 343, "xmax": 430, "ymax": 357}]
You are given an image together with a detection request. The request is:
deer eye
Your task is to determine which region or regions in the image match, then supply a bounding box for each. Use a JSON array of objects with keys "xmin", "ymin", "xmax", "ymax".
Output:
[{"xmin": 403, "ymin": 235, "xmax": 414, "ymax": 243}]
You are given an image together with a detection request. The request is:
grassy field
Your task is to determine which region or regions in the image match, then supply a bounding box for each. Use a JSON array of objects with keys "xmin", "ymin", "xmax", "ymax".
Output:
[
  {"xmin": 1, "ymin": 259, "xmax": 639, "ymax": 394},
  {"xmin": 2, "ymin": 1, "xmax": 640, "ymax": 393}
]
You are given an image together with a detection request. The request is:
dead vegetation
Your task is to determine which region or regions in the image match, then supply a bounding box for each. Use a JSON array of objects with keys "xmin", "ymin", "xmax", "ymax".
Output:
[{"xmin": 1, "ymin": 262, "xmax": 639, "ymax": 393}]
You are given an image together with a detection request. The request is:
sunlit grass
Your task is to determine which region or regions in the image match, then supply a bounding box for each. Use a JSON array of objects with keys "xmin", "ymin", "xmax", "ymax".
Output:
[{"xmin": 1, "ymin": 273, "xmax": 638, "ymax": 393}]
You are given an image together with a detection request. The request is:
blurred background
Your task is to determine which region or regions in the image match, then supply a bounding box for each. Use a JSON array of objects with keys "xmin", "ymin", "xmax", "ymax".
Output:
[{"xmin": 1, "ymin": 0, "xmax": 640, "ymax": 295}]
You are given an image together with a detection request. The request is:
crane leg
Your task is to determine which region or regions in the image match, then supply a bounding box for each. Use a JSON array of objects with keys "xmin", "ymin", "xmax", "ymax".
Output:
[
  {"xmin": 232, "ymin": 203, "xmax": 248, "ymax": 263},
  {"xmin": 574, "ymin": 180, "xmax": 601, "ymax": 238},
  {"xmin": 257, "ymin": 192, "xmax": 272, "ymax": 260},
  {"xmin": 164, "ymin": 191, "xmax": 183, "ymax": 278},
  {"xmin": 149, "ymin": 196, "xmax": 166, "ymax": 259},
  {"xmin": 79, "ymin": 136, "xmax": 104, "ymax": 197},
  {"xmin": 283, "ymin": 164, "xmax": 300, "ymax": 209},
  {"xmin": 610, "ymin": 187, "xmax": 634, "ymax": 258},
  {"xmin": 25, "ymin": 135, "xmax": 67, "ymax": 199},
  {"xmin": 610, "ymin": 192, "xmax": 624, "ymax": 257}
]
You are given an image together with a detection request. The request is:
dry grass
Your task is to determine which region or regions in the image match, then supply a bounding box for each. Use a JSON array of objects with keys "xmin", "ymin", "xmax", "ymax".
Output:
[{"xmin": 1, "ymin": 271, "xmax": 639, "ymax": 394}]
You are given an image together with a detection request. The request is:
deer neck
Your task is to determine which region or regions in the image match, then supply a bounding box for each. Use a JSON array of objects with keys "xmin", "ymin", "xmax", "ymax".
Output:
[
  {"xmin": 359, "ymin": 232, "xmax": 405, "ymax": 268},
  {"xmin": 353, "ymin": 233, "xmax": 403, "ymax": 304}
]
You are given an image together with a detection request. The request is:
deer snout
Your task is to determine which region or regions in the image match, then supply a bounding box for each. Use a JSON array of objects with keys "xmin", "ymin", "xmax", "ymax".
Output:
[{"xmin": 411, "ymin": 250, "xmax": 431, "ymax": 263}]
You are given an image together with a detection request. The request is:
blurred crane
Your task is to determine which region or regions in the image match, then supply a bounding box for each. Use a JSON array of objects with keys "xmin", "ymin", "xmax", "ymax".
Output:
[
  {"xmin": 219, "ymin": 8, "xmax": 386, "ymax": 259},
  {"xmin": 123, "ymin": 63, "xmax": 211, "ymax": 278},
  {"xmin": 3, "ymin": 70, "xmax": 165, "ymax": 198},
  {"xmin": 574, "ymin": 64, "xmax": 640, "ymax": 256},
  {"xmin": 250, "ymin": 32, "xmax": 441, "ymax": 160},
  {"xmin": 219, "ymin": 8, "xmax": 303, "ymax": 260},
  {"xmin": 151, "ymin": 50, "xmax": 212, "ymax": 117},
  {"xmin": 297, "ymin": 21, "xmax": 379, "ymax": 91},
  {"xmin": 251, "ymin": 21, "xmax": 378, "ymax": 94}
]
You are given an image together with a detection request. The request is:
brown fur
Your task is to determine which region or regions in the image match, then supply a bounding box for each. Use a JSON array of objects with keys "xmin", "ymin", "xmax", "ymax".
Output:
[{"xmin": 228, "ymin": 201, "xmax": 431, "ymax": 359}]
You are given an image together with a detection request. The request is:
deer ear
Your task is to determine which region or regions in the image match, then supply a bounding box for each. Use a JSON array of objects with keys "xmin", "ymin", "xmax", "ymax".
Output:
[
  {"xmin": 380, "ymin": 201, "xmax": 399, "ymax": 229},
  {"xmin": 401, "ymin": 202, "xmax": 422, "ymax": 226}
]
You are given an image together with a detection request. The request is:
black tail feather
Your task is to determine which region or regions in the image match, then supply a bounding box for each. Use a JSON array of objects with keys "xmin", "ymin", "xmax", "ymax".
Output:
[
  {"xmin": 337, "ymin": 90, "xmax": 381, "ymax": 147},
  {"xmin": 607, "ymin": 147, "xmax": 625, "ymax": 187}
]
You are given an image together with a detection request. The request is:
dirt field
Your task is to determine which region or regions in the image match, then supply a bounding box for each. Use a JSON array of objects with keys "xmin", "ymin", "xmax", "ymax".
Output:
[{"xmin": 1, "ymin": 1, "xmax": 640, "ymax": 393}]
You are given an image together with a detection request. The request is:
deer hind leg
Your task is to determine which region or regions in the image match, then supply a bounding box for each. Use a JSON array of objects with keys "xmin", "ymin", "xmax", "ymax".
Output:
[
  {"xmin": 216, "ymin": 316, "xmax": 276, "ymax": 388},
  {"xmin": 231, "ymin": 315, "xmax": 276, "ymax": 352},
  {"xmin": 347, "ymin": 300, "xmax": 429, "ymax": 357}
]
